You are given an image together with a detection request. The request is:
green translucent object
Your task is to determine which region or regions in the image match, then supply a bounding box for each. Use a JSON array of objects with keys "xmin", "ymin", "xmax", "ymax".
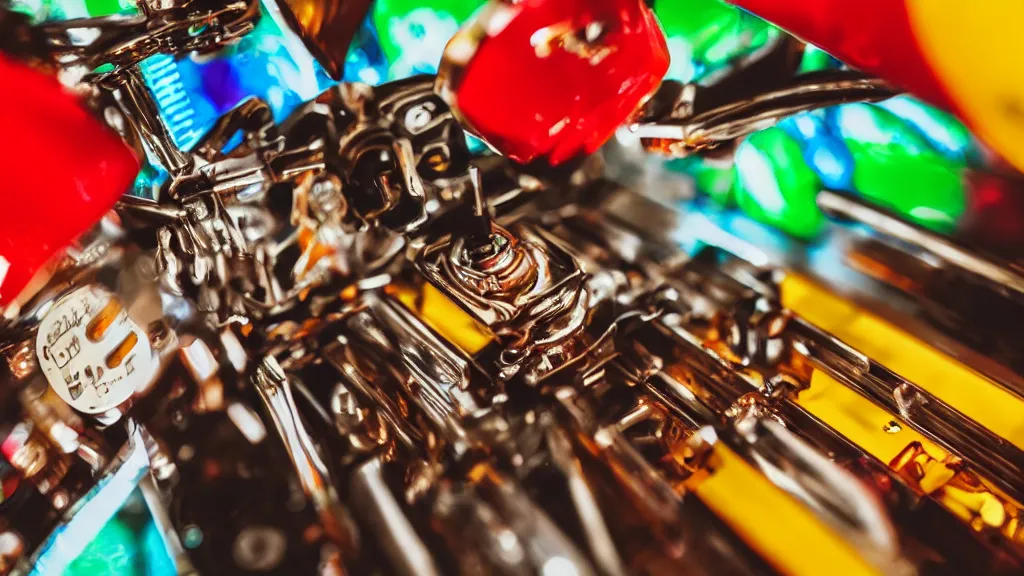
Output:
[
  {"xmin": 653, "ymin": 0, "xmax": 779, "ymax": 83},
  {"xmin": 83, "ymin": 0, "xmax": 135, "ymax": 16},
  {"xmin": 65, "ymin": 517, "xmax": 140, "ymax": 576},
  {"xmin": 130, "ymin": 164, "xmax": 166, "ymax": 202},
  {"xmin": 733, "ymin": 128, "xmax": 826, "ymax": 240},
  {"xmin": 798, "ymin": 45, "xmax": 838, "ymax": 74},
  {"xmin": 847, "ymin": 142, "xmax": 966, "ymax": 233},
  {"xmin": 64, "ymin": 491, "xmax": 176, "ymax": 576},
  {"xmin": 833, "ymin": 103, "xmax": 941, "ymax": 157},
  {"xmin": 876, "ymin": 96, "xmax": 977, "ymax": 163},
  {"xmin": 696, "ymin": 163, "xmax": 735, "ymax": 206},
  {"xmin": 835, "ymin": 103, "xmax": 966, "ymax": 233},
  {"xmin": 140, "ymin": 516, "xmax": 178, "ymax": 575},
  {"xmin": 670, "ymin": 157, "xmax": 735, "ymax": 206},
  {"xmin": 372, "ymin": 0, "xmax": 486, "ymax": 78}
]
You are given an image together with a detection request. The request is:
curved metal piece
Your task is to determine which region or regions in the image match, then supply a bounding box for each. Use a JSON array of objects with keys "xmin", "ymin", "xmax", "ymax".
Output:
[
  {"xmin": 253, "ymin": 355, "xmax": 359, "ymax": 555},
  {"xmin": 631, "ymin": 70, "xmax": 901, "ymax": 156},
  {"xmin": 471, "ymin": 464, "xmax": 599, "ymax": 576},
  {"xmin": 817, "ymin": 189, "xmax": 1024, "ymax": 297},
  {"xmin": 193, "ymin": 97, "xmax": 278, "ymax": 162},
  {"xmin": 44, "ymin": 1, "xmax": 259, "ymax": 79},
  {"xmin": 349, "ymin": 458, "xmax": 441, "ymax": 576},
  {"xmin": 789, "ymin": 314, "xmax": 1024, "ymax": 502},
  {"xmin": 733, "ymin": 415, "xmax": 903, "ymax": 566},
  {"xmin": 111, "ymin": 67, "xmax": 194, "ymax": 175}
]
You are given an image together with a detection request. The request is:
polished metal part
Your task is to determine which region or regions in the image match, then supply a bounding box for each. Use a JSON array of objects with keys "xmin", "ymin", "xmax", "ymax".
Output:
[
  {"xmin": 429, "ymin": 482, "xmax": 534, "ymax": 576},
  {"xmin": 253, "ymin": 355, "xmax": 359, "ymax": 556},
  {"xmin": 788, "ymin": 315, "xmax": 1024, "ymax": 502},
  {"xmin": 111, "ymin": 68, "xmax": 194, "ymax": 176},
  {"xmin": 631, "ymin": 70, "xmax": 900, "ymax": 157},
  {"xmin": 349, "ymin": 458, "xmax": 441, "ymax": 576},
  {"xmin": 416, "ymin": 219, "xmax": 602, "ymax": 384},
  {"xmin": 732, "ymin": 414, "xmax": 904, "ymax": 566},
  {"xmin": 6, "ymin": 10, "xmax": 1024, "ymax": 574},
  {"xmin": 41, "ymin": 0, "xmax": 259, "ymax": 81},
  {"xmin": 543, "ymin": 424, "xmax": 629, "ymax": 576},
  {"xmin": 818, "ymin": 189, "xmax": 1024, "ymax": 297},
  {"xmin": 632, "ymin": 323, "xmax": 911, "ymax": 574}
]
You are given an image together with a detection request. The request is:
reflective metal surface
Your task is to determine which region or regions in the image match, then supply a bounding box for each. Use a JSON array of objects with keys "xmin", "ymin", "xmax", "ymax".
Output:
[{"xmin": 2, "ymin": 2, "xmax": 1024, "ymax": 575}]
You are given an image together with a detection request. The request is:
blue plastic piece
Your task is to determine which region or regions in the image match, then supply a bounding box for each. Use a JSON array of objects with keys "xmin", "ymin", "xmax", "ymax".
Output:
[{"xmin": 779, "ymin": 112, "xmax": 855, "ymax": 190}]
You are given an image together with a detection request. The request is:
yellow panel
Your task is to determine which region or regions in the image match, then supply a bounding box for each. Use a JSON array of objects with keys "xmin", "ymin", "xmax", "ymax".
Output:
[
  {"xmin": 389, "ymin": 282, "xmax": 493, "ymax": 355},
  {"xmin": 780, "ymin": 274, "xmax": 1024, "ymax": 450},
  {"xmin": 688, "ymin": 444, "xmax": 879, "ymax": 576},
  {"xmin": 802, "ymin": 371, "xmax": 1024, "ymax": 545},
  {"xmin": 799, "ymin": 370, "xmax": 949, "ymax": 465},
  {"xmin": 905, "ymin": 0, "xmax": 1024, "ymax": 173}
]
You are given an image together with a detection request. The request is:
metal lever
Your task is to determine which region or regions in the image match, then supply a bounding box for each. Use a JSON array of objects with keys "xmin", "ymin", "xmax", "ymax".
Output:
[
  {"xmin": 111, "ymin": 67, "xmax": 194, "ymax": 176},
  {"xmin": 817, "ymin": 189, "xmax": 1024, "ymax": 296},
  {"xmin": 630, "ymin": 70, "xmax": 900, "ymax": 157},
  {"xmin": 733, "ymin": 414, "xmax": 904, "ymax": 569},
  {"xmin": 350, "ymin": 458, "xmax": 441, "ymax": 576},
  {"xmin": 464, "ymin": 164, "xmax": 494, "ymax": 253},
  {"xmin": 253, "ymin": 355, "xmax": 359, "ymax": 558}
]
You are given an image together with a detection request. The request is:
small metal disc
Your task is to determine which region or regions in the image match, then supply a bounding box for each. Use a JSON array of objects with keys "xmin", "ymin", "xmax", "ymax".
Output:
[{"xmin": 35, "ymin": 285, "xmax": 154, "ymax": 414}]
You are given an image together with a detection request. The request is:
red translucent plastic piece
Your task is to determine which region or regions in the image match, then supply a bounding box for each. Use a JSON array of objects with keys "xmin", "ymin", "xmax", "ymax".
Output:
[
  {"xmin": 443, "ymin": 0, "xmax": 670, "ymax": 166},
  {"xmin": 0, "ymin": 55, "xmax": 139, "ymax": 306},
  {"xmin": 730, "ymin": 0, "xmax": 954, "ymax": 111}
]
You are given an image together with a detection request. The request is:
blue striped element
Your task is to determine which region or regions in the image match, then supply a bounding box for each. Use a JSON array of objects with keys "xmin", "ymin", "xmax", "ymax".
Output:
[{"xmin": 138, "ymin": 55, "xmax": 208, "ymax": 151}]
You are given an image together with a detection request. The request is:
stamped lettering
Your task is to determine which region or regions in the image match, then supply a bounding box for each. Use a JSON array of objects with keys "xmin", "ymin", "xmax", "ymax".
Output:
[{"xmin": 35, "ymin": 285, "xmax": 155, "ymax": 414}]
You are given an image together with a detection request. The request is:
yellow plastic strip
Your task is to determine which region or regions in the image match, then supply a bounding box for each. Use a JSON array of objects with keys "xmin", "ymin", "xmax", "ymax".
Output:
[
  {"xmin": 780, "ymin": 274, "xmax": 1024, "ymax": 450},
  {"xmin": 800, "ymin": 371, "xmax": 1024, "ymax": 545},
  {"xmin": 905, "ymin": 0, "xmax": 1024, "ymax": 173},
  {"xmin": 389, "ymin": 282, "xmax": 493, "ymax": 355},
  {"xmin": 687, "ymin": 444, "xmax": 879, "ymax": 576},
  {"xmin": 799, "ymin": 370, "xmax": 949, "ymax": 465}
]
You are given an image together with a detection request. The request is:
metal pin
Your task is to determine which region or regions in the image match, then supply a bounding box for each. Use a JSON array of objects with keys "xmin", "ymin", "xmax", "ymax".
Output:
[
  {"xmin": 253, "ymin": 356, "xmax": 359, "ymax": 556},
  {"xmin": 818, "ymin": 189, "xmax": 1024, "ymax": 296},
  {"xmin": 464, "ymin": 164, "xmax": 494, "ymax": 252}
]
